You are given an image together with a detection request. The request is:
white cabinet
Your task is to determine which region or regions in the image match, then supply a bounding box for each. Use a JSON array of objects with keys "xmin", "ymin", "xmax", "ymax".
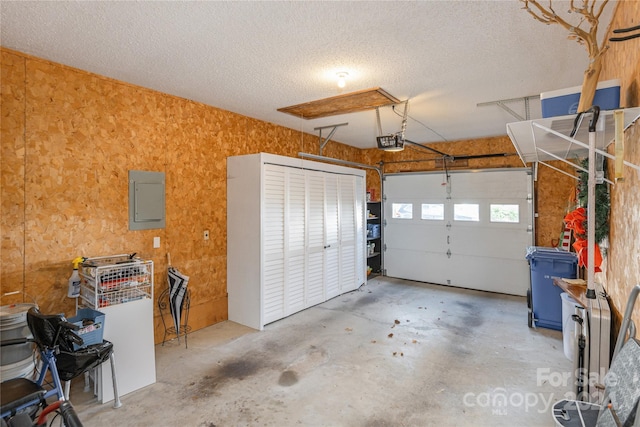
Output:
[
  {"xmin": 227, "ymin": 153, "xmax": 366, "ymax": 330},
  {"xmin": 77, "ymin": 256, "xmax": 156, "ymax": 403}
]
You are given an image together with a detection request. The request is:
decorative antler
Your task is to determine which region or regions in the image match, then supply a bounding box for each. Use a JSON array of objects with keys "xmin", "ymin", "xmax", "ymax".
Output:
[{"xmin": 520, "ymin": 0, "xmax": 610, "ymax": 112}]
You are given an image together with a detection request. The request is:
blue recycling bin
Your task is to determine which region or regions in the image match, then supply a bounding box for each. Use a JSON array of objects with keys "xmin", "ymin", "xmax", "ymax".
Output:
[{"xmin": 525, "ymin": 247, "xmax": 578, "ymax": 330}]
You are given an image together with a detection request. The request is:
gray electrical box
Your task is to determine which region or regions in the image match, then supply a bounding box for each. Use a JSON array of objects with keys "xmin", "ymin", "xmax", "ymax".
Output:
[{"xmin": 129, "ymin": 170, "xmax": 165, "ymax": 230}]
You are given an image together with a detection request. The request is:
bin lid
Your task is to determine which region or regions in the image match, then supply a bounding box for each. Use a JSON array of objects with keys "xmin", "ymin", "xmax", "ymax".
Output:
[
  {"xmin": 525, "ymin": 246, "xmax": 578, "ymax": 261},
  {"xmin": 560, "ymin": 292, "xmax": 579, "ymax": 304},
  {"xmin": 0, "ymin": 304, "xmax": 37, "ymax": 328}
]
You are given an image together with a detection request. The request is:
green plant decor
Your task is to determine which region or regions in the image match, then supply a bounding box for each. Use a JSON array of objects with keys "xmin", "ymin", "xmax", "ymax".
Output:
[{"xmin": 576, "ymin": 157, "xmax": 610, "ymax": 245}]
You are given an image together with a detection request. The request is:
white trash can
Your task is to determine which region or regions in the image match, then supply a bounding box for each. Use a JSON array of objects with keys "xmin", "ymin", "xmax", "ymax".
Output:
[{"xmin": 561, "ymin": 292, "xmax": 581, "ymax": 361}]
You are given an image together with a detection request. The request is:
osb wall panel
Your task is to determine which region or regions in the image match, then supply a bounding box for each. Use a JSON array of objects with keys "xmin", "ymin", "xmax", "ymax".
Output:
[
  {"xmin": 534, "ymin": 161, "xmax": 577, "ymax": 248},
  {"xmin": 598, "ymin": 0, "xmax": 640, "ymax": 336},
  {"xmin": 22, "ymin": 57, "xmax": 167, "ymax": 316},
  {"xmin": 603, "ymin": 123, "xmax": 640, "ymax": 334},
  {"xmin": 163, "ymin": 96, "xmax": 239, "ymax": 332},
  {"xmin": 0, "ymin": 47, "xmax": 366, "ymax": 343},
  {"xmin": 0, "ymin": 51, "xmax": 26, "ymax": 306},
  {"xmin": 601, "ymin": 0, "xmax": 640, "ymax": 109}
]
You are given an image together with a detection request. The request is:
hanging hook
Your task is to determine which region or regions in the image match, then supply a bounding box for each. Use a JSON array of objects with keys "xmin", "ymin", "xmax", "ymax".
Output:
[{"xmin": 610, "ymin": 24, "xmax": 640, "ymax": 42}]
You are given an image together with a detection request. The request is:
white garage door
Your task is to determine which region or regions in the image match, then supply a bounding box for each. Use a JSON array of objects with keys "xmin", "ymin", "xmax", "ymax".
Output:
[{"xmin": 384, "ymin": 169, "xmax": 533, "ymax": 296}]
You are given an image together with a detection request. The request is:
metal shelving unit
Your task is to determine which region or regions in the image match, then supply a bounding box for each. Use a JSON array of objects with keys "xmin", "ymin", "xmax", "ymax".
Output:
[
  {"xmin": 77, "ymin": 254, "xmax": 156, "ymax": 403},
  {"xmin": 367, "ymin": 201, "xmax": 382, "ymax": 276},
  {"xmin": 506, "ymin": 107, "xmax": 640, "ymax": 292},
  {"xmin": 79, "ymin": 255, "xmax": 153, "ymax": 309},
  {"xmin": 507, "ymin": 107, "xmax": 640, "ymax": 403}
]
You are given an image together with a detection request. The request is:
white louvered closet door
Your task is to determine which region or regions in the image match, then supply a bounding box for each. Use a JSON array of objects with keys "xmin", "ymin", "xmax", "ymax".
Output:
[
  {"xmin": 262, "ymin": 164, "xmax": 286, "ymax": 324},
  {"xmin": 228, "ymin": 153, "xmax": 367, "ymax": 331},
  {"xmin": 305, "ymin": 170, "xmax": 326, "ymax": 307},
  {"xmin": 324, "ymin": 173, "xmax": 340, "ymax": 299},
  {"xmin": 285, "ymin": 168, "xmax": 306, "ymax": 316},
  {"xmin": 338, "ymin": 175, "xmax": 357, "ymax": 294},
  {"xmin": 354, "ymin": 175, "xmax": 365, "ymax": 287}
]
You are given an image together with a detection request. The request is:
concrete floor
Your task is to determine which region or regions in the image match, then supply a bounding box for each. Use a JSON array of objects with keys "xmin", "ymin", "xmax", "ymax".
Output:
[{"xmin": 72, "ymin": 277, "xmax": 572, "ymax": 426}]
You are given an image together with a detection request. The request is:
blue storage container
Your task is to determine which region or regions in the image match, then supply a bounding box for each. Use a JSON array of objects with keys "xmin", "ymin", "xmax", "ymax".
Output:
[
  {"xmin": 540, "ymin": 79, "xmax": 620, "ymax": 118},
  {"xmin": 525, "ymin": 247, "xmax": 578, "ymax": 331},
  {"xmin": 367, "ymin": 223, "xmax": 380, "ymax": 239},
  {"xmin": 68, "ymin": 308, "xmax": 105, "ymax": 350}
]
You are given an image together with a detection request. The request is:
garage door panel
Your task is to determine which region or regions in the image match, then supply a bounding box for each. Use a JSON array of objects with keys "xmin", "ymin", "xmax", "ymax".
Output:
[
  {"xmin": 384, "ymin": 174, "xmax": 446, "ymax": 198},
  {"xmin": 448, "ymin": 254, "xmax": 529, "ymax": 295},
  {"xmin": 385, "ymin": 249, "xmax": 450, "ymax": 284},
  {"xmin": 384, "ymin": 169, "xmax": 532, "ymax": 296},
  {"xmin": 449, "ymin": 227, "xmax": 530, "ymax": 259},
  {"xmin": 451, "ymin": 171, "xmax": 530, "ymax": 198},
  {"xmin": 385, "ymin": 224, "xmax": 447, "ymax": 252}
]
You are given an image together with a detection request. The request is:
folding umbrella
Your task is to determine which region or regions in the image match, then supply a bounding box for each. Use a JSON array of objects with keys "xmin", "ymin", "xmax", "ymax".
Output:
[{"xmin": 166, "ymin": 258, "xmax": 189, "ymax": 336}]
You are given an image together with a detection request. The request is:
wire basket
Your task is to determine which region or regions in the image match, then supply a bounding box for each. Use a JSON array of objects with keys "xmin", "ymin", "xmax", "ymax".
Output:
[{"xmin": 79, "ymin": 255, "xmax": 153, "ymax": 309}]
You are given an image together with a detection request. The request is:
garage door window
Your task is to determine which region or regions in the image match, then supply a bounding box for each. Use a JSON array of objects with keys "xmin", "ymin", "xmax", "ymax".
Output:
[
  {"xmin": 454, "ymin": 203, "xmax": 479, "ymax": 222},
  {"xmin": 392, "ymin": 203, "xmax": 413, "ymax": 219},
  {"xmin": 421, "ymin": 203, "xmax": 444, "ymax": 220},
  {"xmin": 490, "ymin": 204, "xmax": 519, "ymax": 223}
]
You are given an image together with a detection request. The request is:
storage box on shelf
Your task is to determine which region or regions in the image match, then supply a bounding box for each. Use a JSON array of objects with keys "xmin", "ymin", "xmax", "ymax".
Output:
[
  {"xmin": 78, "ymin": 257, "xmax": 153, "ymax": 309},
  {"xmin": 367, "ymin": 201, "xmax": 382, "ymax": 277},
  {"xmin": 540, "ymin": 79, "xmax": 620, "ymax": 118}
]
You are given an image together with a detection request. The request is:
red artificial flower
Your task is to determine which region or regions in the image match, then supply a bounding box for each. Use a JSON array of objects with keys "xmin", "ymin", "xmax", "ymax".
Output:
[
  {"xmin": 564, "ymin": 207, "xmax": 587, "ymax": 236},
  {"xmin": 572, "ymin": 237, "xmax": 602, "ymax": 272}
]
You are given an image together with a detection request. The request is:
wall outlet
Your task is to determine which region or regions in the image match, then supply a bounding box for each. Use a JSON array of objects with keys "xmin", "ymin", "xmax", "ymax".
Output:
[
  {"xmin": 153, "ymin": 236, "xmax": 160, "ymax": 248},
  {"xmin": 204, "ymin": 230, "xmax": 210, "ymax": 240}
]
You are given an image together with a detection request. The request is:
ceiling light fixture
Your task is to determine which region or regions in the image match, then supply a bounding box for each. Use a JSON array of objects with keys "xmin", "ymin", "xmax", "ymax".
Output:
[{"xmin": 336, "ymin": 72, "xmax": 349, "ymax": 88}]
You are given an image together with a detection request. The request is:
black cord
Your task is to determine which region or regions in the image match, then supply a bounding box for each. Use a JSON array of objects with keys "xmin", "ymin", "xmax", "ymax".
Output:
[{"xmin": 50, "ymin": 410, "xmax": 62, "ymax": 426}]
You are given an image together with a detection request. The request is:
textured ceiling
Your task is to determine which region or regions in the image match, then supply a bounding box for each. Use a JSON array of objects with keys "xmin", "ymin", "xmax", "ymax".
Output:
[{"xmin": 0, "ymin": 1, "xmax": 615, "ymax": 149}]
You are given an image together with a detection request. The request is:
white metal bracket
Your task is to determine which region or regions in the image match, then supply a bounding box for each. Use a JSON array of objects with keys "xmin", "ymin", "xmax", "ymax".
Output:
[
  {"xmin": 314, "ymin": 123, "xmax": 348, "ymax": 156},
  {"xmin": 477, "ymin": 95, "xmax": 540, "ymax": 121}
]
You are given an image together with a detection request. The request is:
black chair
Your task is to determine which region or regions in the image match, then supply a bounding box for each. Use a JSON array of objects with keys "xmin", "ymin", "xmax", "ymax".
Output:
[{"xmin": 1, "ymin": 307, "xmax": 120, "ymax": 425}]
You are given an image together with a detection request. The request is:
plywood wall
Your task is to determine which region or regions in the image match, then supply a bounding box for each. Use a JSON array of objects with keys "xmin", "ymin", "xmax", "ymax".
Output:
[
  {"xmin": 599, "ymin": 0, "xmax": 640, "ymax": 334},
  {"xmin": 1, "ymin": 50, "xmax": 26, "ymax": 300},
  {"xmin": 603, "ymin": 124, "xmax": 640, "ymax": 338},
  {"xmin": 0, "ymin": 48, "xmax": 361, "ymax": 342},
  {"xmin": 534, "ymin": 161, "xmax": 578, "ymax": 248},
  {"xmin": 601, "ymin": 0, "xmax": 640, "ymax": 110}
]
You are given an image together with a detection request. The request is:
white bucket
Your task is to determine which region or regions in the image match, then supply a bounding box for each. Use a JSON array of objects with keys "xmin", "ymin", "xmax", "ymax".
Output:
[
  {"xmin": 0, "ymin": 303, "xmax": 37, "ymax": 381},
  {"xmin": 1, "ymin": 354, "xmax": 37, "ymax": 380},
  {"xmin": 561, "ymin": 293, "xmax": 581, "ymax": 361}
]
